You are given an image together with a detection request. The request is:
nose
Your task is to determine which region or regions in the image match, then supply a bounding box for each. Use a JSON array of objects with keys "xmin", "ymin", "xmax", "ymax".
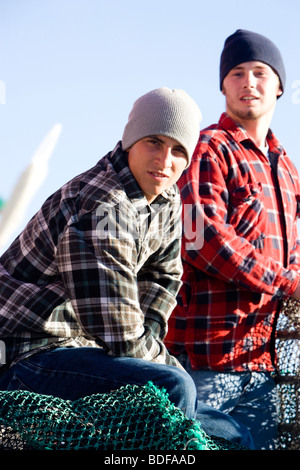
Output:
[
  {"xmin": 243, "ymin": 71, "xmax": 256, "ymax": 88},
  {"xmin": 156, "ymin": 146, "xmax": 173, "ymax": 167}
]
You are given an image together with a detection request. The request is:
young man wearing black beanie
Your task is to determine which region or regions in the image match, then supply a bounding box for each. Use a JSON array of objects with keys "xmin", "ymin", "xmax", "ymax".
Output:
[{"xmin": 166, "ymin": 30, "xmax": 300, "ymax": 450}]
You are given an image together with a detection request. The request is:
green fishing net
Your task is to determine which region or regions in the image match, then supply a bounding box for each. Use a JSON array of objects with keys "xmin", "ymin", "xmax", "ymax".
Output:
[
  {"xmin": 275, "ymin": 302, "xmax": 300, "ymax": 450},
  {"xmin": 0, "ymin": 381, "xmax": 247, "ymax": 451}
]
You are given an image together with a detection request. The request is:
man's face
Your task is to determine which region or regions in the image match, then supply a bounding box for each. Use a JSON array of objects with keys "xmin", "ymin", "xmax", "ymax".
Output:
[
  {"xmin": 222, "ymin": 61, "xmax": 282, "ymax": 124},
  {"xmin": 127, "ymin": 135, "xmax": 188, "ymax": 204}
]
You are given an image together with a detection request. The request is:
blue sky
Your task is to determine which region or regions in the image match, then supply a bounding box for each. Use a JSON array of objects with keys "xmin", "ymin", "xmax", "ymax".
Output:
[{"xmin": 1, "ymin": 0, "xmax": 300, "ymax": 251}]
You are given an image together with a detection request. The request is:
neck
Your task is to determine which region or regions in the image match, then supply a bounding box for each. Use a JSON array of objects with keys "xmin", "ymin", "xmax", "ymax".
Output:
[
  {"xmin": 226, "ymin": 106, "xmax": 275, "ymax": 149},
  {"xmin": 240, "ymin": 119, "xmax": 269, "ymax": 148}
]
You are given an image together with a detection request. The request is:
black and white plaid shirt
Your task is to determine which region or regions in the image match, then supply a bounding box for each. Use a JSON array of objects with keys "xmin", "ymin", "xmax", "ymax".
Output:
[{"xmin": 0, "ymin": 142, "xmax": 183, "ymax": 369}]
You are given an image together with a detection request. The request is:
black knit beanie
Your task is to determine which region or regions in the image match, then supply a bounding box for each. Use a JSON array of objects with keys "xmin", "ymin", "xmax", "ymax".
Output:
[{"xmin": 219, "ymin": 29, "xmax": 286, "ymax": 94}]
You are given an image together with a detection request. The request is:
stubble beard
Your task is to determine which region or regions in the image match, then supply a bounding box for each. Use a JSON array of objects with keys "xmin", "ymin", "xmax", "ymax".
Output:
[{"xmin": 227, "ymin": 103, "xmax": 259, "ymax": 122}]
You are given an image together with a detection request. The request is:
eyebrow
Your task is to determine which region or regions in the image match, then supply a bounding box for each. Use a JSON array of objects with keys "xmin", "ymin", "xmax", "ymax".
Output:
[
  {"xmin": 147, "ymin": 135, "xmax": 164, "ymax": 143},
  {"xmin": 148, "ymin": 135, "xmax": 185, "ymax": 149},
  {"xmin": 232, "ymin": 64, "xmax": 269, "ymax": 71}
]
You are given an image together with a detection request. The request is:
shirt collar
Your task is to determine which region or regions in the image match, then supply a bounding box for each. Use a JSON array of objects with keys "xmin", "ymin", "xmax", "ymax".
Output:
[{"xmin": 219, "ymin": 112, "xmax": 284, "ymax": 155}]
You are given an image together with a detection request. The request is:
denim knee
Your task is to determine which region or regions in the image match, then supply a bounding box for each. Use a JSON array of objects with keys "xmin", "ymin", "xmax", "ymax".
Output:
[{"xmin": 158, "ymin": 366, "xmax": 197, "ymax": 419}]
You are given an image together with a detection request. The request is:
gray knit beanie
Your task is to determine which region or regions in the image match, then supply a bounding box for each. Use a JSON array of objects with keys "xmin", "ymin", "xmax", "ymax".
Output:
[
  {"xmin": 220, "ymin": 29, "xmax": 286, "ymax": 94},
  {"xmin": 122, "ymin": 87, "xmax": 202, "ymax": 166}
]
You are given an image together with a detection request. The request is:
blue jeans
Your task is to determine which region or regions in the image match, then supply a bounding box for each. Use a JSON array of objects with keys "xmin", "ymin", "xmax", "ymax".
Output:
[
  {"xmin": 0, "ymin": 347, "xmax": 253, "ymax": 448},
  {"xmin": 179, "ymin": 354, "xmax": 278, "ymax": 450}
]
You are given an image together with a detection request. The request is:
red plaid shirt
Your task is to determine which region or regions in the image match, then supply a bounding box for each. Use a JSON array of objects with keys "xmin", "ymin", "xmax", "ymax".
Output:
[{"xmin": 165, "ymin": 113, "xmax": 300, "ymax": 372}]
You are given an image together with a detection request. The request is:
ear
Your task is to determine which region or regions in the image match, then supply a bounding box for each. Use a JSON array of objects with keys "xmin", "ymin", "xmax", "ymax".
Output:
[{"xmin": 277, "ymin": 88, "xmax": 283, "ymax": 98}]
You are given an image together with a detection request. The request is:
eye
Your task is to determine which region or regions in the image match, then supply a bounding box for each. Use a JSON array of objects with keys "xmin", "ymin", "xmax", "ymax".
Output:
[
  {"xmin": 255, "ymin": 71, "xmax": 267, "ymax": 77},
  {"xmin": 145, "ymin": 137, "xmax": 161, "ymax": 147},
  {"xmin": 172, "ymin": 146, "xmax": 187, "ymax": 158}
]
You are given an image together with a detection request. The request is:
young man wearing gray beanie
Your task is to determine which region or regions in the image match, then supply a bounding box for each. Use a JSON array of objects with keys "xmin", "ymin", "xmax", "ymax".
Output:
[
  {"xmin": 166, "ymin": 30, "xmax": 300, "ymax": 450},
  {"xmin": 0, "ymin": 87, "xmax": 202, "ymax": 418}
]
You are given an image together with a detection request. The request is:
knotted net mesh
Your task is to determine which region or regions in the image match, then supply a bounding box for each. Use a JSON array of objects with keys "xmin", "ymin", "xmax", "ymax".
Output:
[
  {"xmin": 275, "ymin": 299, "xmax": 300, "ymax": 450},
  {"xmin": 0, "ymin": 381, "xmax": 246, "ymax": 451}
]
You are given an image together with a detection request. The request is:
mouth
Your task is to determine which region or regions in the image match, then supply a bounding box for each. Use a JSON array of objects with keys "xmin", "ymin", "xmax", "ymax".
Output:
[
  {"xmin": 241, "ymin": 95, "xmax": 259, "ymax": 102},
  {"xmin": 148, "ymin": 171, "xmax": 169, "ymax": 180}
]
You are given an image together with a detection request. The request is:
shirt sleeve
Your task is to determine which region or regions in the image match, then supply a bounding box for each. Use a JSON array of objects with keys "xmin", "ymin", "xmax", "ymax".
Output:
[
  {"xmin": 56, "ymin": 204, "xmax": 183, "ymax": 368},
  {"xmin": 179, "ymin": 145, "xmax": 299, "ymax": 299},
  {"xmin": 0, "ymin": 262, "xmax": 68, "ymax": 336},
  {"xmin": 138, "ymin": 201, "xmax": 183, "ymax": 339}
]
